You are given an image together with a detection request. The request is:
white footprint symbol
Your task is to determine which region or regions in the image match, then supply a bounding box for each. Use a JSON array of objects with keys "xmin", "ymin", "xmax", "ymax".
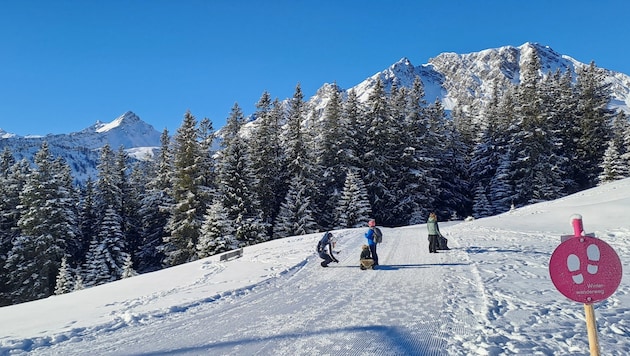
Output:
[
  {"xmin": 587, "ymin": 244, "xmax": 600, "ymax": 275},
  {"xmin": 567, "ymin": 254, "xmax": 583, "ymax": 284}
]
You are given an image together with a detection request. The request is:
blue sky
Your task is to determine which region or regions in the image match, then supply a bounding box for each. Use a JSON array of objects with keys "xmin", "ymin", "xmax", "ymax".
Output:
[{"xmin": 1, "ymin": 0, "xmax": 629, "ymax": 136}]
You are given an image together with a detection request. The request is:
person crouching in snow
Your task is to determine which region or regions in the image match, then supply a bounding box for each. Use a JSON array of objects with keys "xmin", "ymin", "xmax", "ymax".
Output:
[
  {"xmin": 359, "ymin": 244, "xmax": 374, "ymax": 270},
  {"xmin": 317, "ymin": 231, "xmax": 339, "ymax": 267}
]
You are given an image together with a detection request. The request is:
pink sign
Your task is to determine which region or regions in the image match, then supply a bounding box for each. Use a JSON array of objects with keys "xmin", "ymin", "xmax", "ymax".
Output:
[{"xmin": 549, "ymin": 236, "xmax": 622, "ymax": 303}]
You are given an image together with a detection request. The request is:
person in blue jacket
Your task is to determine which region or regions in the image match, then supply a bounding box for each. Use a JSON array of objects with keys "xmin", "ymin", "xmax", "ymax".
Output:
[
  {"xmin": 364, "ymin": 219, "xmax": 379, "ymax": 266},
  {"xmin": 317, "ymin": 231, "xmax": 339, "ymax": 267}
]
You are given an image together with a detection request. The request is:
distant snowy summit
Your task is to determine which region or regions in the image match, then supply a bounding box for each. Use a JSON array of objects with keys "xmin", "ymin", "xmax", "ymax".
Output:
[
  {"xmin": 0, "ymin": 111, "xmax": 162, "ymax": 183},
  {"xmin": 72, "ymin": 111, "xmax": 163, "ymax": 150},
  {"xmin": 341, "ymin": 42, "xmax": 630, "ymax": 116},
  {"xmin": 0, "ymin": 111, "xmax": 162, "ymax": 150}
]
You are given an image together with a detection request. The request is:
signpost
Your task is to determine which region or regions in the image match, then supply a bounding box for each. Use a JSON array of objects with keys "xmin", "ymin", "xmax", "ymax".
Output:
[{"xmin": 549, "ymin": 214, "xmax": 623, "ymax": 356}]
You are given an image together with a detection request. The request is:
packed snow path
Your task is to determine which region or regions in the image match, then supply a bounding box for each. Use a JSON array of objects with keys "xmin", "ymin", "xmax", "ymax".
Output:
[{"xmin": 28, "ymin": 225, "xmax": 487, "ymax": 355}]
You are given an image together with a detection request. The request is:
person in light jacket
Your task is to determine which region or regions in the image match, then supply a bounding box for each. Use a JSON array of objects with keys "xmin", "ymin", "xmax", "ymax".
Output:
[{"xmin": 427, "ymin": 212, "xmax": 442, "ymax": 253}]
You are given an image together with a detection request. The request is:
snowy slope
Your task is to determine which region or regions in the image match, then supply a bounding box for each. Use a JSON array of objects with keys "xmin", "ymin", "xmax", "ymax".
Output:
[{"xmin": 1, "ymin": 179, "xmax": 629, "ymax": 355}]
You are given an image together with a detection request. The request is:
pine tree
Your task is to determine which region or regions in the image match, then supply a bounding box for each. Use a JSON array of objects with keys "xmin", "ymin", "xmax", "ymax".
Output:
[
  {"xmin": 273, "ymin": 174, "xmax": 318, "ymax": 238},
  {"xmin": 6, "ymin": 142, "xmax": 76, "ymax": 303},
  {"xmin": 361, "ymin": 77, "xmax": 396, "ymax": 225},
  {"xmin": 335, "ymin": 170, "xmax": 372, "ymax": 228},
  {"xmin": 121, "ymin": 254, "xmax": 138, "ymax": 278},
  {"xmin": 574, "ymin": 61, "xmax": 614, "ymax": 190},
  {"xmin": 137, "ymin": 129, "xmax": 171, "ymax": 272},
  {"xmin": 279, "ymin": 83, "xmax": 321, "ymax": 230},
  {"xmin": 98, "ymin": 206, "xmax": 129, "ymax": 280},
  {"xmin": 163, "ymin": 111, "xmax": 206, "ymax": 266},
  {"xmin": 76, "ymin": 178, "xmax": 98, "ymax": 266},
  {"xmin": 82, "ymin": 234, "xmax": 112, "ymax": 287},
  {"xmin": 313, "ymin": 83, "xmax": 346, "ymax": 229},
  {"xmin": 598, "ymin": 139, "xmax": 626, "ymax": 184},
  {"xmin": 54, "ymin": 256, "xmax": 74, "ymax": 295},
  {"xmin": 197, "ymin": 199, "xmax": 235, "ymax": 257},
  {"xmin": 399, "ymin": 77, "xmax": 436, "ymax": 223},
  {"xmin": 0, "ymin": 153, "xmax": 28, "ymax": 306},
  {"xmin": 217, "ymin": 103, "xmax": 268, "ymax": 246},
  {"xmin": 249, "ymin": 95, "xmax": 286, "ymax": 232}
]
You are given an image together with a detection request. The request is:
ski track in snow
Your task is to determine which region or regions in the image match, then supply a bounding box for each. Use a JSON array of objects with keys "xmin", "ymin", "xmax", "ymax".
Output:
[{"xmin": 4, "ymin": 219, "xmax": 630, "ymax": 355}]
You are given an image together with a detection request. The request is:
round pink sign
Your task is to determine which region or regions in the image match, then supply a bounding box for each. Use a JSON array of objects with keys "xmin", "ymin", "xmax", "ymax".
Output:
[{"xmin": 549, "ymin": 236, "xmax": 622, "ymax": 303}]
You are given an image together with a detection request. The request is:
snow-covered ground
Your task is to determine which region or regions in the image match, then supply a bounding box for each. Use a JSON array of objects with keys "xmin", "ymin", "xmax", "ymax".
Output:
[{"xmin": 1, "ymin": 179, "xmax": 629, "ymax": 355}]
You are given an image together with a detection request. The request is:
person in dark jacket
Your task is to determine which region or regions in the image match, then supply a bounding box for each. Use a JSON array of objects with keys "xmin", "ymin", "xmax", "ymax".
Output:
[
  {"xmin": 317, "ymin": 231, "xmax": 339, "ymax": 267},
  {"xmin": 364, "ymin": 219, "xmax": 379, "ymax": 266},
  {"xmin": 427, "ymin": 212, "xmax": 445, "ymax": 253},
  {"xmin": 359, "ymin": 244, "xmax": 374, "ymax": 270}
]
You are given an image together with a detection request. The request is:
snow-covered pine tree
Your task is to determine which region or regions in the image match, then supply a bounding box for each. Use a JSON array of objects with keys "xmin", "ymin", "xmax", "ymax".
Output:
[
  {"xmin": 598, "ymin": 139, "xmax": 626, "ymax": 184},
  {"xmin": 249, "ymin": 94, "xmax": 286, "ymax": 233},
  {"xmin": 81, "ymin": 234, "xmax": 112, "ymax": 287},
  {"xmin": 509, "ymin": 50, "xmax": 544, "ymax": 206},
  {"xmin": 472, "ymin": 182, "xmax": 494, "ymax": 218},
  {"xmin": 574, "ymin": 61, "xmax": 614, "ymax": 190},
  {"xmin": 217, "ymin": 103, "xmax": 268, "ymax": 246},
  {"xmin": 121, "ymin": 254, "xmax": 138, "ymax": 278},
  {"xmin": 279, "ymin": 83, "xmax": 322, "ymax": 231},
  {"xmin": 422, "ymin": 99, "xmax": 450, "ymax": 213},
  {"xmin": 437, "ymin": 120, "xmax": 471, "ymax": 220},
  {"xmin": 98, "ymin": 206, "xmax": 129, "ymax": 281},
  {"xmin": 0, "ymin": 149, "xmax": 26, "ymax": 306},
  {"xmin": 137, "ymin": 129, "xmax": 171, "ymax": 272},
  {"xmin": 117, "ymin": 147, "xmax": 144, "ymax": 272},
  {"xmin": 397, "ymin": 77, "xmax": 434, "ymax": 224},
  {"xmin": 54, "ymin": 256, "xmax": 74, "ymax": 295},
  {"xmin": 7, "ymin": 142, "xmax": 76, "ymax": 303},
  {"xmin": 73, "ymin": 271, "xmax": 85, "ymax": 291},
  {"xmin": 163, "ymin": 111, "xmax": 206, "ymax": 266},
  {"xmin": 76, "ymin": 178, "xmax": 97, "ymax": 266},
  {"xmin": 273, "ymin": 174, "xmax": 318, "ymax": 238},
  {"xmin": 360, "ymin": 76, "xmax": 396, "ymax": 225},
  {"xmin": 335, "ymin": 170, "xmax": 371, "ymax": 228},
  {"xmin": 313, "ymin": 83, "xmax": 346, "ymax": 229},
  {"xmin": 197, "ymin": 199, "xmax": 235, "ymax": 258}
]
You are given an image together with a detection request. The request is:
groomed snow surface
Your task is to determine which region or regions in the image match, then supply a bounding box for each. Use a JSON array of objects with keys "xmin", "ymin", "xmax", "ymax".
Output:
[{"xmin": 1, "ymin": 179, "xmax": 629, "ymax": 355}]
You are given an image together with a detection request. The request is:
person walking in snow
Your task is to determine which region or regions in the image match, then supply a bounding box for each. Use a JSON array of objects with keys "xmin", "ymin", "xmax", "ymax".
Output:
[
  {"xmin": 317, "ymin": 231, "xmax": 339, "ymax": 267},
  {"xmin": 427, "ymin": 212, "xmax": 446, "ymax": 253},
  {"xmin": 364, "ymin": 219, "xmax": 380, "ymax": 266}
]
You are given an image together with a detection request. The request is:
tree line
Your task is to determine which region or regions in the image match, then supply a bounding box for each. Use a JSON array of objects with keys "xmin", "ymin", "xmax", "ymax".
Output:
[{"xmin": 1, "ymin": 57, "xmax": 628, "ymax": 306}]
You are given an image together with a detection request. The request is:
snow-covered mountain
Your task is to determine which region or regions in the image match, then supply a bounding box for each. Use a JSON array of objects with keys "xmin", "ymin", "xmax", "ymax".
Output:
[
  {"xmin": 309, "ymin": 42, "xmax": 630, "ymax": 120},
  {"xmin": 0, "ymin": 111, "xmax": 161, "ymax": 183}
]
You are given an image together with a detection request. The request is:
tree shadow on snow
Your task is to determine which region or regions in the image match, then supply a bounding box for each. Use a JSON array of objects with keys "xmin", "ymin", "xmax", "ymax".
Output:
[{"xmin": 129, "ymin": 324, "xmax": 445, "ymax": 355}]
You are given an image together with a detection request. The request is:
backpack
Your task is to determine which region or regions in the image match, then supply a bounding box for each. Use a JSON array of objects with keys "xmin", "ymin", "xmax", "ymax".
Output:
[
  {"xmin": 316, "ymin": 239, "xmax": 324, "ymax": 253},
  {"xmin": 374, "ymin": 227, "xmax": 383, "ymax": 243},
  {"xmin": 317, "ymin": 232, "xmax": 331, "ymax": 252}
]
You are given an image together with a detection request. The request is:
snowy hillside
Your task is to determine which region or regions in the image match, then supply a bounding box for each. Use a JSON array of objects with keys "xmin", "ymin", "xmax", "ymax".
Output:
[{"xmin": 1, "ymin": 178, "xmax": 628, "ymax": 355}]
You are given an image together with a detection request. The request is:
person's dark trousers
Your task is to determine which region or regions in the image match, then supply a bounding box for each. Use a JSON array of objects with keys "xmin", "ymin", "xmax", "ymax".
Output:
[
  {"xmin": 369, "ymin": 244, "xmax": 379, "ymax": 265},
  {"xmin": 428, "ymin": 235, "xmax": 439, "ymax": 253},
  {"xmin": 319, "ymin": 252, "xmax": 333, "ymax": 266}
]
